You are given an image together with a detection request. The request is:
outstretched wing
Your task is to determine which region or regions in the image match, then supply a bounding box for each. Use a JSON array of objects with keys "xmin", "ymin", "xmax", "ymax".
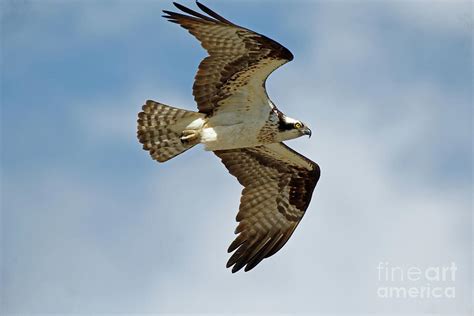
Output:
[
  {"xmin": 163, "ymin": 2, "xmax": 294, "ymax": 115},
  {"xmin": 214, "ymin": 143, "xmax": 320, "ymax": 273}
]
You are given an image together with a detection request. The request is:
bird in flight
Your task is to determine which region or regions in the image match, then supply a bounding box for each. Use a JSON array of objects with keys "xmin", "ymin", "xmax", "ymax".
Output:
[{"xmin": 137, "ymin": 1, "xmax": 320, "ymax": 273}]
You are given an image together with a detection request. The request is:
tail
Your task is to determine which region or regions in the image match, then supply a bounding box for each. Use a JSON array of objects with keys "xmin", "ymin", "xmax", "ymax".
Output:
[{"xmin": 137, "ymin": 100, "xmax": 204, "ymax": 162}]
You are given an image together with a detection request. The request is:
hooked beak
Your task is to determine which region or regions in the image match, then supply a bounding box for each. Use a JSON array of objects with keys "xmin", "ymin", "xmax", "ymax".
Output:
[{"xmin": 302, "ymin": 127, "xmax": 312, "ymax": 138}]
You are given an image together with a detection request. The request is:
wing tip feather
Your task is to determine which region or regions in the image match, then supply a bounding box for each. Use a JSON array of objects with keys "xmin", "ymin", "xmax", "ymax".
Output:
[
  {"xmin": 164, "ymin": 1, "xmax": 234, "ymax": 25},
  {"xmin": 195, "ymin": 0, "xmax": 235, "ymax": 25}
]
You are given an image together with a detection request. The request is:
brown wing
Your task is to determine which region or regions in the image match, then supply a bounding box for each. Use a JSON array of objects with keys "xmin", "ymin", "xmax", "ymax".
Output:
[
  {"xmin": 163, "ymin": 2, "xmax": 294, "ymax": 115},
  {"xmin": 214, "ymin": 143, "xmax": 320, "ymax": 273}
]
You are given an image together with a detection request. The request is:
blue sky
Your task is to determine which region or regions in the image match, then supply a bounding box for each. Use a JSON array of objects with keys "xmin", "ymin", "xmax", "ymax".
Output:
[{"xmin": 1, "ymin": 0, "xmax": 472, "ymax": 315}]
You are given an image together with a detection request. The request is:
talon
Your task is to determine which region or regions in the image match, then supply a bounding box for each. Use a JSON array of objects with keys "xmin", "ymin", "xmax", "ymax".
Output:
[{"xmin": 180, "ymin": 130, "xmax": 199, "ymax": 144}]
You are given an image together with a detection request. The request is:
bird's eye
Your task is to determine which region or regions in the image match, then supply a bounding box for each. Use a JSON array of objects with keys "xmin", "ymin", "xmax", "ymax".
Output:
[{"xmin": 294, "ymin": 122, "xmax": 303, "ymax": 129}]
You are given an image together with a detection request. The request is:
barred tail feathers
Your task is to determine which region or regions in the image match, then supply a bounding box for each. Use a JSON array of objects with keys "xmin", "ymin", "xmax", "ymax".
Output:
[{"xmin": 137, "ymin": 100, "xmax": 204, "ymax": 162}]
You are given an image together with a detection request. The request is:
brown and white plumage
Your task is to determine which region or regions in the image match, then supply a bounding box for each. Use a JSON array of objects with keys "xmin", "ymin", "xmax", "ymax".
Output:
[
  {"xmin": 215, "ymin": 143, "xmax": 320, "ymax": 272},
  {"xmin": 163, "ymin": 1, "xmax": 293, "ymax": 115},
  {"xmin": 137, "ymin": 1, "xmax": 320, "ymax": 273},
  {"xmin": 138, "ymin": 100, "xmax": 204, "ymax": 162}
]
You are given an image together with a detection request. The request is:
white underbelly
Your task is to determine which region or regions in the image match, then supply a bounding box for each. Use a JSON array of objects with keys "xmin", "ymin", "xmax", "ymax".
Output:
[{"xmin": 200, "ymin": 123, "xmax": 262, "ymax": 151}]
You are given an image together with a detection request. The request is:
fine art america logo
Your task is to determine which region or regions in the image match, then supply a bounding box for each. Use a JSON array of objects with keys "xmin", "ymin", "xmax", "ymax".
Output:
[{"xmin": 377, "ymin": 262, "xmax": 457, "ymax": 299}]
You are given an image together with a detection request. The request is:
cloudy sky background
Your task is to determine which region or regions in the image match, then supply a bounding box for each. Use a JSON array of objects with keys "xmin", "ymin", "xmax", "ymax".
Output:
[{"xmin": 1, "ymin": 0, "xmax": 472, "ymax": 315}]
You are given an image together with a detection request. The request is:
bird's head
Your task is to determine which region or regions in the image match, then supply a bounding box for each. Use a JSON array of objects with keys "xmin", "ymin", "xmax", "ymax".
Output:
[{"xmin": 277, "ymin": 115, "xmax": 312, "ymax": 141}]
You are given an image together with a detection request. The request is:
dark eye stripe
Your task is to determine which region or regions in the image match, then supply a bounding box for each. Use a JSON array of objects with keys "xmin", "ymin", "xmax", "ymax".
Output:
[{"xmin": 278, "ymin": 120, "xmax": 294, "ymax": 131}]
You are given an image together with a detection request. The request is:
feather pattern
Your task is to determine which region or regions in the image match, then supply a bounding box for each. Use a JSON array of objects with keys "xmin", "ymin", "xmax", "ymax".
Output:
[
  {"xmin": 214, "ymin": 143, "xmax": 320, "ymax": 272},
  {"xmin": 162, "ymin": 1, "xmax": 293, "ymax": 115},
  {"xmin": 137, "ymin": 100, "xmax": 204, "ymax": 162}
]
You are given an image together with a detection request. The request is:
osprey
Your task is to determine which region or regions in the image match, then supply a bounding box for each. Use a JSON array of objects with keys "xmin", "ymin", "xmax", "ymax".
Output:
[{"xmin": 137, "ymin": 1, "xmax": 320, "ymax": 273}]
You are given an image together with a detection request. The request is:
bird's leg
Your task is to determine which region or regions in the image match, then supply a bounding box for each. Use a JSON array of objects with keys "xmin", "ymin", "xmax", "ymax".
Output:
[{"xmin": 180, "ymin": 129, "xmax": 200, "ymax": 145}]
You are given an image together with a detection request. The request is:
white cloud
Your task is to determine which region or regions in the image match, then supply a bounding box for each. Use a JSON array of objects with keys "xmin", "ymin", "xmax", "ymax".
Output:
[
  {"xmin": 74, "ymin": 1, "xmax": 158, "ymax": 38},
  {"xmin": 387, "ymin": 0, "xmax": 472, "ymax": 35}
]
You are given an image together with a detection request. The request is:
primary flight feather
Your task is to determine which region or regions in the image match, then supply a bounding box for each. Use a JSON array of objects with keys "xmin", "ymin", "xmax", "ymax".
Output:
[{"xmin": 137, "ymin": 1, "xmax": 320, "ymax": 273}]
